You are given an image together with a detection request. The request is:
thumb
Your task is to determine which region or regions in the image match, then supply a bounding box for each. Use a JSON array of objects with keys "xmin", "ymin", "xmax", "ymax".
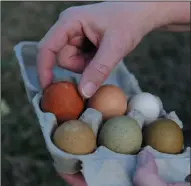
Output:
[
  {"xmin": 78, "ymin": 31, "xmax": 132, "ymax": 98},
  {"xmin": 137, "ymin": 150, "xmax": 158, "ymax": 174},
  {"xmin": 60, "ymin": 173, "xmax": 87, "ymax": 186}
]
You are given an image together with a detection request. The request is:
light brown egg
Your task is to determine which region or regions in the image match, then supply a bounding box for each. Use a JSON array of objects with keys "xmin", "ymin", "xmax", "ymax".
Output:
[
  {"xmin": 88, "ymin": 85, "xmax": 127, "ymax": 120},
  {"xmin": 53, "ymin": 120, "xmax": 96, "ymax": 155}
]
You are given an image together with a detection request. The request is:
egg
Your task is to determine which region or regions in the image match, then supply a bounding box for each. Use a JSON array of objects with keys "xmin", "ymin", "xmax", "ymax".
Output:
[
  {"xmin": 41, "ymin": 81, "xmax": 84, "ymax": 122},
  {"xmin": 143, "ymin": 119, "xmax": 184, "ymax": 154},
  {"xmin": 88, "ymin": 85, "xmax": 127, "ymax": 120},
  {"xmin": 129, "ymin": 92, "xmax": 162, "ymax": 125},
  {"xmin": 98, "ymin": 116, "xmax": 142, "ymax": 154},
  {"xmin": 53, "ymin": 120, "xmax": 96, "ymax": 155}
]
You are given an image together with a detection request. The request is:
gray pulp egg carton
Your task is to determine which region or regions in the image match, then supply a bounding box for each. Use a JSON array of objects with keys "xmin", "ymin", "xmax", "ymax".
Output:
[{"xmin": 14, "ymin": 41, "xmax": 190, "ymax": 186}]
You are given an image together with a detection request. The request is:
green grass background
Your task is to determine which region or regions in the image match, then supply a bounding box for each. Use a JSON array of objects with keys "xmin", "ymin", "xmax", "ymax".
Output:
[{"xmin": 1, "ymin": 2, "xmax": 191, "ymax": 186}]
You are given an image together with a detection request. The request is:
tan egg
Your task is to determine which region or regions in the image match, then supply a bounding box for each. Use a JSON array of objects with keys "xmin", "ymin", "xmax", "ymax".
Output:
[
  {"xmin": 88, "ymin": 85, "xmax": 127, "ymax": 120},
  {"xmin": 144, "ymin": 119, "xmax": 184, "ymax": 154},
  {"xmin": 53, "ymin": 120, "xmax": 96, "ymax": 155}
]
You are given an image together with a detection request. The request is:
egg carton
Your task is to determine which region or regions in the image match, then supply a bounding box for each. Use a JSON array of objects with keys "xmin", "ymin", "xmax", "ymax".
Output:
[{"xmin": 14, "ymin": 41, "xmax": 190, "ymax": 186}]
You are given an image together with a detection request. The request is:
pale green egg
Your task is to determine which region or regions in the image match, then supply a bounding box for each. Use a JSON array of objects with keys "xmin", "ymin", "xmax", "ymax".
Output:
[{"xmin": 98, "ymin": 116, "xmax": 142, "ymax": 154}]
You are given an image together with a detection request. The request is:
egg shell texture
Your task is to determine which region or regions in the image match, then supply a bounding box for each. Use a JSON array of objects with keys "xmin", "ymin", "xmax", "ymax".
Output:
[
  {"xmin": 88, "ymin": 85, "xmax": 127, "ymax": 120},
  {"xmin": 98, "ymin": 116, "xmax": 143, "ymax": 154},
  {"xmin": 144, "ymin": 119, "xmax": 184, "ymax": 154},
  {"xmin": 53, "ymin": 120, "xmax": 96, "ymax": 155},
  {"xmin": 129, "ymin": 92, "xmax": 160, "ymax": 124},
  {"xmin": 41, "ymin": 81, "xmax": 84, "ymax": 122}
]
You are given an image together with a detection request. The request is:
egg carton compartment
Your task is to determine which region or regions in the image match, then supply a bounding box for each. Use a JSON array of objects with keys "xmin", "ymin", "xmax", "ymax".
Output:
[
  {"xmin": 32, "ymin": 93, "xmax": 190, "ymax": 185},
  {"xmin": 142, "ymin": 146, "xmax": 190, "ymax": 184},
  {"xmin": 14, "ymin": 41, "xmax": 190, "ymax": 186},
  {"xmin": 33, "ymin": 93, "xmax": 138, "ymax": 186}
]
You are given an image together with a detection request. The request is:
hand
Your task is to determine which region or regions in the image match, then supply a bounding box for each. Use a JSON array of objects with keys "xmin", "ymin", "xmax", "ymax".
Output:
[
  {"xmin": 59, "ymin": 172, "xmax": 87, "ymax": 186},
  {"xmin": 133, "ymin": 150, "xmax": 190, "ymax": 186},
  {"xmin": 37, "ymin": 2, "xmax": 184, "ymax": 98}
]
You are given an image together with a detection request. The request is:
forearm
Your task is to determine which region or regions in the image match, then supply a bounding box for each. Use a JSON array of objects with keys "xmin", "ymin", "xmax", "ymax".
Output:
[
  {"xmin": 159, "ymin": 23, "xmax": 190, "ymax": 32},
  {"xmin": 158, "ymin": 2, "xmax": 190, "ymax": 31},
  {"xmin": 168, "ymin": 2, "xmax": 190, "ymax": 24}
]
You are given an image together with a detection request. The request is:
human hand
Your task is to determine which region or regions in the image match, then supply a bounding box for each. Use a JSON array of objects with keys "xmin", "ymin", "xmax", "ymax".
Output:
[
  {"xmin": 59, "ymin": 172, "xmax": 87, "ymax": 186},
  {"xmin": 37, "ymin": 2, "xmax": 182, "ymax": 98},
  {"xmin": 133, "ymin": 150, "xmax": 190, "ymax": 186}
]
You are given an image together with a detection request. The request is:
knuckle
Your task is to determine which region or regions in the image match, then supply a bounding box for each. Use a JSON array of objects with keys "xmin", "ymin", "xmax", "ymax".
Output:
[
  {"xmin": 37, "ymin": 38, "xmax": 48, "ymax": 52},
  {"xmin": 92, "ymin": 63, "xmax": 110, "ymax": 79},
  {"xmin": 126, "ymin": 36, "xmax": 137, "ymax": 51},
  {"xmin": 59, "ymin": 7, "xmax": 80, "ymax": 21},
  {"xmin": 59, "ymin": 11, "xmax": 65, "ymax": 19},
  {"xmin": 37, "ymin": 40, "xmax": 45, "ymax": 51}
]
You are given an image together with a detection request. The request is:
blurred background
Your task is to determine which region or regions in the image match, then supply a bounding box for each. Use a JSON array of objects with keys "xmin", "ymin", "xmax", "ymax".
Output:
[{"xmin": 1, "ymin": 1, "xmax": 190, "ymax": 186}]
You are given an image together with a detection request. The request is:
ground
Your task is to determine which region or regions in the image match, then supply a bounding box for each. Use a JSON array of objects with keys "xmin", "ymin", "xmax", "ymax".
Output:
[{"xmin": 1, "ymin": 2, "xmax": 191, "ymax": 186}]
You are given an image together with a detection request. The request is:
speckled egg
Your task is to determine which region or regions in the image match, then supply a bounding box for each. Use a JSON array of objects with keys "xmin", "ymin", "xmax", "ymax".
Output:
[
  {"xmin": 98, "ymin": 116, "xmax": 142, "ymax": 154},
  {"xmin": 53, "ymin": 120, "xmax": 96, "ymax": 155}
]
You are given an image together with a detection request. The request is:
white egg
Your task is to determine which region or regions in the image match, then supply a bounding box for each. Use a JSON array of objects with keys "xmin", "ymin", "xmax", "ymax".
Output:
[{"xmin": 129, "ymin": 92, "xmax": 162, "ymax": 125}]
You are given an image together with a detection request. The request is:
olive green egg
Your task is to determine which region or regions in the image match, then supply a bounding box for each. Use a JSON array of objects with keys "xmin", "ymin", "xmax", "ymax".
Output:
[
  {"xmin": 98, "ymin": 116, "xmax": 142, "ymax": 154},
  {"xmin": 143, "ymin": 119, "xmax": 184, "ymax": 154}
]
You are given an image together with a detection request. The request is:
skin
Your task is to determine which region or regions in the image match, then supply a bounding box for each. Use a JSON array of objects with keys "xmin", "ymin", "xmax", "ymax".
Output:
[
  {"xmin": 133, "ymin": 150, "xmax": 190, "ymax": 186},
  {"xmin": 37, "ymin": 2, "xmax": 190, "ymax": 98},
  {"xmin": 59, "ymin": 150, "xmax": 190, "ymax": 186},
  {"xmin": 37, "ymin": 2, "xmax": 190, "ymax": 185}
]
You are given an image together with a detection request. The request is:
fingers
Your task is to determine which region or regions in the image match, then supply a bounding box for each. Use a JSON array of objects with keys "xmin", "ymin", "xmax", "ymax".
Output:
[
  {"xmin": 137, "ymin": 150, "xmax": 158, "ymax": 174},
  {"xmin": 57, "ymin": 45, "xmax": 86, "ymax": 73},
  {"xmin": 60, "ymin": 173, "xmax": 87, "ymax": 186},
  {"xmin": 37, "ymin": 20, "xmax": 69, "ymax": 89},
  {"xmin": 135, "ymin": 150, "xmax": 190, "ymax": 186},
  {"xmin": 37, "ymin": 18, "xmax": 82, "ymax": 89},
  {"xmin": 134, "ymin": 151, "xmax": 167, "ymax": 186},
  {"xmin": 69, "ymin": 35, "xmax": 84, "ymax": 47},
  {"xmin": 78, "ymin": 32, "xmax": 128, "ymax": 98},
  {"xmin": 134, "ymin": 172, "xmax": 167, "ymax": 186}
]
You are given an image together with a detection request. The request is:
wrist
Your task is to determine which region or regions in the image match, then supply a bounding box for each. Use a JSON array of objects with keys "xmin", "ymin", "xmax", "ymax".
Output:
[
  {"xmin": 157, "ymin": 2, "xmax": 190, "ymax": 24},
  {"xmin": 129, "ymin": 2, "xmax": 190, "ymax": 34}
]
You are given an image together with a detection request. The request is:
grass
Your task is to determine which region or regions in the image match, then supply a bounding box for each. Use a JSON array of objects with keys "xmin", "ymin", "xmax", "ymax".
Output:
[{"xmin": 1, "ymin": 2, "xmax": 191, "ymax": 186}]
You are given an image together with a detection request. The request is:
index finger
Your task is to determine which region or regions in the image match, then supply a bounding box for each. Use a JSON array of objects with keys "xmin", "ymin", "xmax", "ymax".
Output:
[{"xmin": 37, "ymin": 20, "xmax": 69, "ymax": 89}]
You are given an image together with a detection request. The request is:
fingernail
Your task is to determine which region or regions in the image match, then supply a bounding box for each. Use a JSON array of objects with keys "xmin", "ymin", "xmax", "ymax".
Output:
[{"xmin": 82, "ymin": 82, "xmax": 97, "ymax": 98}]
